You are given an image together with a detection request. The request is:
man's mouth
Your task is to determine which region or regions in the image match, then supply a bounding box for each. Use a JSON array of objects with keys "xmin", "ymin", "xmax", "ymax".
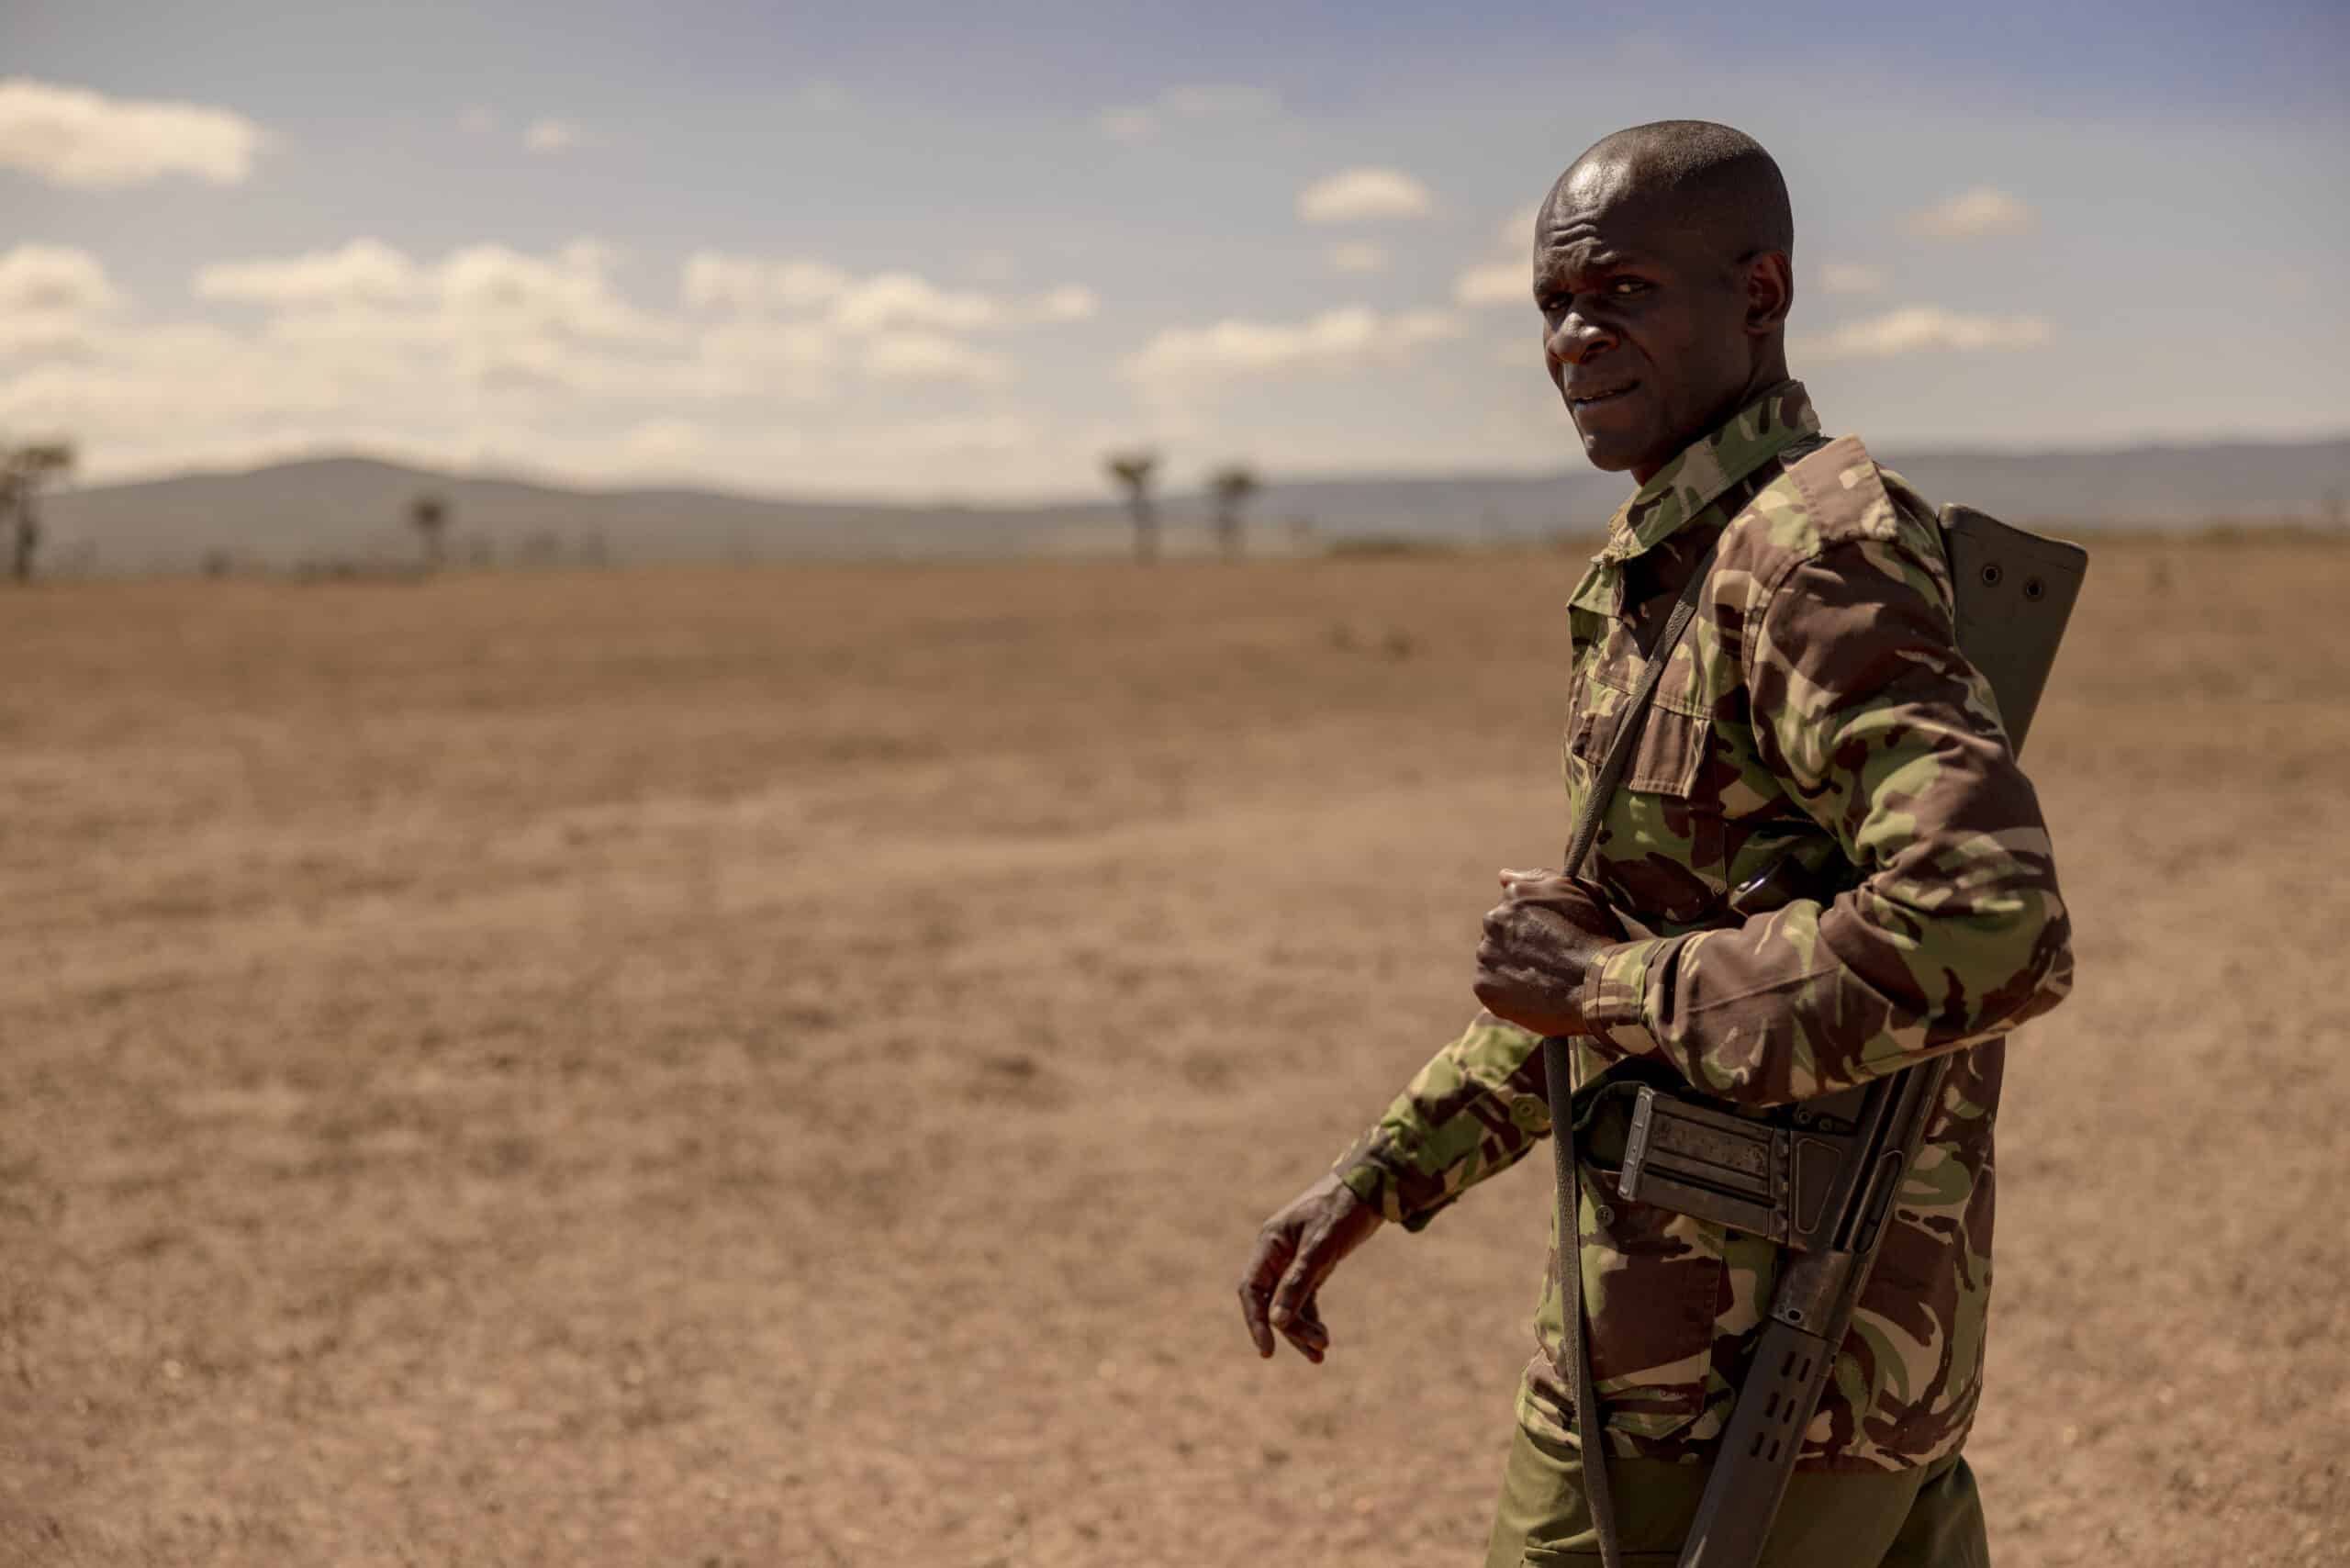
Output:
[{"xmin": 1568, "ymin": 381, "xmax": 1639, "ymax": 409}]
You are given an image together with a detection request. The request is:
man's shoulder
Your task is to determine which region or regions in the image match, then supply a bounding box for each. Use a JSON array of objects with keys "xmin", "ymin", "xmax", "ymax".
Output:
[{"xmin": 1719, "ymin": 434, "xmax": 1944, "ymax": 592}]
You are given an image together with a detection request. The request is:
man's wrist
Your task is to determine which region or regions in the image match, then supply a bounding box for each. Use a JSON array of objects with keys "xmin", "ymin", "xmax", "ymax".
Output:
[
  {"xmin": 1330, "ymin": 1130, "xmax": 1413, "ymax": 1227},
  {"xmin": 1578, "ymin": 936, "xmax": 1672, "ymax": 1057}
]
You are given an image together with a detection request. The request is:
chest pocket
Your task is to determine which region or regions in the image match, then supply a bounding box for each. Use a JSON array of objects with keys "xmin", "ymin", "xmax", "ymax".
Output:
[
  {"xmin": 1564, "ymin": 611, "xmax": 1715, "ymax": 790},
  {"xmin": 1569, "ymin": 684, "xmax": 1710, "ymax": 795},
  {"xmin": 1562, "ymin": 617, "xmax": 1727, "ymax": 925}
]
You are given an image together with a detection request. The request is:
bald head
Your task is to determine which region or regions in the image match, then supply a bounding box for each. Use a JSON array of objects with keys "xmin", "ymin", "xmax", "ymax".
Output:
[
  {"xmin": 1549, "ymin": 120, "xmax": 1793, "ymax": 269},
  {"xmin": 1532, "ymin": 121, "xmax": 1798, "ymax": 481}
]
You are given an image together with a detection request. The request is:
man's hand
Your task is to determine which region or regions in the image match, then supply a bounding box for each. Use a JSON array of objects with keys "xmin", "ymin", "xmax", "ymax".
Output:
[
  {"xmin": 1238, "ymin": 1172, "xmax": 1383, "ymax": 1364},
  {"xmin": 1472, "ymin": 868, "xmax": 1628, "ymax": 1037}
]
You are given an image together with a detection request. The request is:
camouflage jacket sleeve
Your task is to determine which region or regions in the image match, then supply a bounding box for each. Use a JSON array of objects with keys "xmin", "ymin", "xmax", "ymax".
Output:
[
  {"xmin": 1577, "ymin": 520, "xmax": 2075, "ymax": 1106},
  {"xmin": 1332, "ymin": 1012, "xmax": 1553, "ymax": 1230}
]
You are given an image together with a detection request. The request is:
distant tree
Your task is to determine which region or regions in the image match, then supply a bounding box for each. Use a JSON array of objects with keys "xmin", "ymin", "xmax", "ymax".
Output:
[
  {"xmin": 1103, "ymin": 449, "xmax": 1160, "ymax": 564},
  {"xmin": 408, "ymin": 492, "xmax": 450, "ymax": 570},
  {"xmin": 2, "ymin": 439, "xmax": 76, "ymax": 585},
  {"xmin": 1207, "ymin": 464, "xmax": 1261, "ymax": 562}
]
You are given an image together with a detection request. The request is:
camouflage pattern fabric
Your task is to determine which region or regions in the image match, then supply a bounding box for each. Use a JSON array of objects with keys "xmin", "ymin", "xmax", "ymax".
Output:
[{"xmin": 1335, "ymin": 380, "xmax": 2074, "ymax": 1473}]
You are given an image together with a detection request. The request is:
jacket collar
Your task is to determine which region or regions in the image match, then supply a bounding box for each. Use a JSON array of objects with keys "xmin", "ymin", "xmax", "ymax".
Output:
[{"xmin": 1568, "ymin": 380, "xmax": 1820, "ymax": 619}]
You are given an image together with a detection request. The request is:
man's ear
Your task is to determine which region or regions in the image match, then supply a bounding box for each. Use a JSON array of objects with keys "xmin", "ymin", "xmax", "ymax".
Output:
[{"xmin": 1745, "ymin": 251, "xmax": 1794, "ymax": 335}]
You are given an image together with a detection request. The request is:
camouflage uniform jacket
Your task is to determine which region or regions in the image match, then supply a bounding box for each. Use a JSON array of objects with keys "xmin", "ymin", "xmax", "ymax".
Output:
[{"xmin": 1335, "ymin": 381, "xmax": 2074, "ymax": 1473}]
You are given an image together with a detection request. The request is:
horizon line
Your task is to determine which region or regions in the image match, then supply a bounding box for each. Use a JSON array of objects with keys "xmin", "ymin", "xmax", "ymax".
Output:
[{"xmin": 63, "ymin": 425, "xmax": 2350, "ymax": 510}]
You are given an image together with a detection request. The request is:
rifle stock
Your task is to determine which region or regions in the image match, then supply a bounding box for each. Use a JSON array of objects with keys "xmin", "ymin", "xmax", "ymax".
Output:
[{"xmin": 1675, "ymin": 1054, "xmax": 1950, "ymax": 1564}]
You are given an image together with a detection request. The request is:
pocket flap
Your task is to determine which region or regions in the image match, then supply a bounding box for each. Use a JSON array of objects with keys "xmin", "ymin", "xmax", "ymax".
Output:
[{"xmin": 1568, "ymin": 697, "xmax": 1709, "ymax": 798}]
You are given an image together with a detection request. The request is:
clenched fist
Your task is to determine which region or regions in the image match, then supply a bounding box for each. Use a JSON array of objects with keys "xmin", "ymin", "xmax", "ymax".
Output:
[{"xmin": 1472, "ymin": 868, "xmax": 1628, "ymax": 1038}]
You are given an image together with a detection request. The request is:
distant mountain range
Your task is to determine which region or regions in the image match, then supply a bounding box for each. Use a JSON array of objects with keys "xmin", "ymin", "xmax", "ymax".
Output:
[{"xmin": 40, "ymin": 435, "xmax": 2350, "ymax": 575}]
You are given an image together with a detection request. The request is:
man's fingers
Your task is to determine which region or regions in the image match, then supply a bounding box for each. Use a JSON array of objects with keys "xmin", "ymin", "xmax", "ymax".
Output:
[
  {"xmin": 1237, "ymin": 1230, "xmax": 1291, "ymax": 1358},
  {"xmin": 1239, "ymin": 1281, "xmax": 1275, "ymax": 1358},
  {"xmin": 1279, "ymin": 1295, "xmax": 1330, "ymax": 1362},
  {"xmin": 1269, "ymin": 1225, "xmax": 1332, "ymax": 1331}
]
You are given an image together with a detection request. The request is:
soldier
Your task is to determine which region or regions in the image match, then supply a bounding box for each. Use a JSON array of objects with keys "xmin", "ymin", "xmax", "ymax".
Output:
[{"xmin": 1237, "ymin": 120, "xmax": 2073, "ymax": 1567}]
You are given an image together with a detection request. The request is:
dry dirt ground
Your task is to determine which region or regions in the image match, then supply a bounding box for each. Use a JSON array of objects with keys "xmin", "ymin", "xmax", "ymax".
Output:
[{"xmin": 2, "ymin": 540, "xmax": 2344, "ymax": 1567}]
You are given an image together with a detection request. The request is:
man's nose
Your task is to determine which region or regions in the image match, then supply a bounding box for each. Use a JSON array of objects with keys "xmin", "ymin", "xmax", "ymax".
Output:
[{"xmin": 1546, "ymin": 311, "xmax": 1615, "ymax": 366}]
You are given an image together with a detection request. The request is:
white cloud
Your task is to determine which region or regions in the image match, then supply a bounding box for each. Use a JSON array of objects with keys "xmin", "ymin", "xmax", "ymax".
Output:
[
  {"xmin": 1905, "ymin": 186, "xmax": 2034, "ymax": 240},
  {"xmin": 205, "ymin": 237, "xmax": 665, "ymax": 343},
  {"xmin": 1097, "ymin": 83, "xmax": 1279, "ymax": 142},
  {"xmin": 1799, "ymin": 306, "xmax": 2052, "ymax": 361},
  {"xmin": 438, "ymin": 240, "xmax": 662, "ymax": 341},
  {"xmin": 0, "ymin": 243, "xmax": 124, "ymax": 354},
  {"xmin": 1451, "ymin": 204, "xmax": 1541, "ymax": 308},
  {"xmin": 1454, "ymin": 262, "xmax": 1527, "ymax": 308},
  {"xmin": 0, "ymin": 244, "xmax": 121, "ymax": 315},
  {"xmin": 829, "ymin": 272, "xmax": 1002, "ymax": 334},
  {"xmin": 0, "ymin": 320, "xmax": 364, "ymax": 431},
  {"xmin": 1299, "ymin": 167, "xmax": 1435, "ymax": 223},
  {"xmin": 196, "ymin": 238, "xmax": 423, "ymax": 308},
  {"xmin": 833, "ymin": 274, "xmax": 1098, "ymax": 331},
  {"xmin": 1098, "ymin": 107, "xmax": 1158, "ymax": 142},
  {"xmin": 522, "ymin": 118, "xmax": 588, "ymax": 153},
  {"xmin": 1031, "ymin": 285, "xmax": 1098, "ymax": 323},
  {"xmin": 1819, "ymin": 263, "xmax": 1887, "ymax": 296},
  {"xmin": 615, "ymin": 417, "xmax": 720, "ymax": 469},
  {"xmin": 683, "ymin": 253, "xmax": 852, "ymax": 311},
  {"xmin": 681, "ymin": 252, "xmax": 1095, "ymax": 332},
  {"xmin": 1125, "ymin": 306, "xmax": 1458, "ymax": 382},
  {"xmin": 686, "ymin": 319, "xmax": 836, "ymax": 403},
  {"xmin": 1326, "ymin": 243, "xmax": 1387, "ymax": 274},
  {"xmin": 0, "ymin": 315, "xmax": 102, "ymax": 358},
  {"xmin": 863, "ymin": 331, "xmax": 1012, "ymax": 386},
  {"xmin": 0, "ymin": 77, "xmax": 263, "ymax": 190},
  {"xmin": 0, "ymin": 236, "xmax": 1114, "ymax": 491},
  {"xmin": 1497, "ymin": 203, "xmax": 1543, "ymax": 246}
]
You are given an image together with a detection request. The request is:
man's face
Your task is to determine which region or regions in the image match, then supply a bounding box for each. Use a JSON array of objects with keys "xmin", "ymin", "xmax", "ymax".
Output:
[{"xmin": 1534, "ymin": 162, "xmax": 1762, "ymax": 483}]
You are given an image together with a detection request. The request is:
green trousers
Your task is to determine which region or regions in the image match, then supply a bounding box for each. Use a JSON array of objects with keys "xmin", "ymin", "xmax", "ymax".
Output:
[{"xmin": 1483, "ymin": 1423, "xmax": 1990, "ymax": 1568}]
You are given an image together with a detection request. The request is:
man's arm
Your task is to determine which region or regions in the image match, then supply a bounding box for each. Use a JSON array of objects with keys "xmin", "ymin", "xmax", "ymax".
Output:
[
  {"xmin": 1237, "ymin": 1011, "xmax": 1553, "ymax": 1361},
  {"xmin": 1578, "ymin": 527, "xmax": 2074, "ymax": 1105},
  {"xmin": 1332, "ymin": 1010, "xmax": 1553, "ymax": 1230}
]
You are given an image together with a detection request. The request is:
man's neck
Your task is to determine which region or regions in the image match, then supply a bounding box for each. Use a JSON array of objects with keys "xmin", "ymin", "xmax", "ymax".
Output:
[{"xmin": 1632, "ymin": 357, "xmax": 1791, "ymax": 485}]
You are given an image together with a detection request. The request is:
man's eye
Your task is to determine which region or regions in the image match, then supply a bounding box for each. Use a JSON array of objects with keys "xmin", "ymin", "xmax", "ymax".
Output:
[{"xmin": 1611, "ymin": 279, "xmax": 1648, "ymax": 296}]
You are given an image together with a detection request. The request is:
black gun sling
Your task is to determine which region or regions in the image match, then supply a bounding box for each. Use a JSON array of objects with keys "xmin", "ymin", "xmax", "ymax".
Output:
[
  {"xmin": 1537, "ymin": 429, "xmax": 1827, "ymax": 1568},
  {"xmin": 1538, "ymin": 524, "xmax": 1723, "ymax": 1568}
]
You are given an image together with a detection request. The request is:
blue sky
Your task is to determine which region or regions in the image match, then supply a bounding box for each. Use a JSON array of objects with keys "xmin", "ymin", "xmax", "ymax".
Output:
[{"xmin": 4, "ymin": 0, "xmax": 2344, "ymax": 497}]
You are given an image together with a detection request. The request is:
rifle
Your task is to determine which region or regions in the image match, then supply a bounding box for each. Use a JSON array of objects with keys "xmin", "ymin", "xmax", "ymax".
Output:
[{"xmin": 1541, "ymin": 504, "xmax": 2087, "ymax": 1568}]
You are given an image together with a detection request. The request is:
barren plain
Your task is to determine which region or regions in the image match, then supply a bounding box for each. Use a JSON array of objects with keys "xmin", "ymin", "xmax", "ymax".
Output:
[{"xmin": 3, "ymin": 539, "xmax": 2344, "ymax": 1566}]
